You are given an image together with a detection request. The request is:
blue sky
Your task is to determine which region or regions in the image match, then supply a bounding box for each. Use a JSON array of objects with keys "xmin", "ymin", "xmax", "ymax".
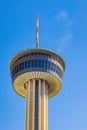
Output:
[{"xmin": 0, "ymin": 0, "xmax": 87, "ymax": 130}]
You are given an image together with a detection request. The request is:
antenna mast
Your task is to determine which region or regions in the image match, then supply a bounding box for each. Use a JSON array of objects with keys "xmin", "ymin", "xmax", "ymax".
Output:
[{"xmin": 36, "ymin": 16, "xmax": 39, "ymax": 48}]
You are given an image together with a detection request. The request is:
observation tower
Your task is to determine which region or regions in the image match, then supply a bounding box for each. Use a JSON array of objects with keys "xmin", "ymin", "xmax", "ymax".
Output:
[{"xmin": 9, "ymin": 16, "xmax": 65, "ymax": 130}]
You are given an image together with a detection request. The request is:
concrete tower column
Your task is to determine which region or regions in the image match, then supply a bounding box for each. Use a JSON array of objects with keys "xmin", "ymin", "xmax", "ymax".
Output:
[
  {"xmin": 25, "ymin": 79, "xmax": 48, "ymax": 130},
  {"xmin": 25, "ymin": 79, "xmax": 35, "ymax": 130},
  {"xmin": 38, "ymin": 79, "xmax": 41, "ymax": 130},
  {"xmin": 25, "ymin": 81, "xmax": 30, "ymax": 130},
  {"xmin": 41, "ymin": 80, "xmax": 48, "ymax": 130}
]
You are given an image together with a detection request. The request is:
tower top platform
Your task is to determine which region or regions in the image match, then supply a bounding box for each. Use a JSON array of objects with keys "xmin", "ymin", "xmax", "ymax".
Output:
[
  {"xmin": 10, "ymin": 48, "xmax": 65, "ymax": 70},
  {"xmin": 10, "ymin": 48, "xmax": 65, "ymax": 98}
]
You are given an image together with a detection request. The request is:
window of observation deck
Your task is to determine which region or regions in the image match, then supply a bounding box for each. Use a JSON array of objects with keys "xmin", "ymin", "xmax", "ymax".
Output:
[{"xmin": 11, "ymin": 60, "xmax": 63, "ymax": 79}]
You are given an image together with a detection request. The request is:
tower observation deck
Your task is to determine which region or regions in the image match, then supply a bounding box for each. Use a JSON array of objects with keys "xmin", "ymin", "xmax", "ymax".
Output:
[{"xmin": 9, "ymin": 17, "xmax": 65, "ymax": 130}]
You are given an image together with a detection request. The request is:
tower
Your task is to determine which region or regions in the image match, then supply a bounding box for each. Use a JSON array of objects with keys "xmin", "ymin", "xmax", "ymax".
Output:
[{"xmin": 9, "ymin": 16, "xmax": 65, "ymax": 130}]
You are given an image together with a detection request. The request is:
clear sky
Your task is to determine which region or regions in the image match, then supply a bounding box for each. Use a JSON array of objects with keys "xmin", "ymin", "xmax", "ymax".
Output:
[{"xmin": 0, "ymin": 0, "xmax": 87, "ymax": 130}]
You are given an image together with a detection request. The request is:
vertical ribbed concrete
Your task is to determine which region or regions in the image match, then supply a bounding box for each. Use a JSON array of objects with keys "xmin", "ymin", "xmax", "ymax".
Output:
[
  {"xmin": 46, "ymin": 82, "xmax": 48, "ymax": 130},
  {"xmin": 25, "ymin": 80, "xmax": 35, "ymax": 130},
  {"xmin": 41, "ymin": 80, "xmax": 48, "ymax": 130},
  {"xmin": 30, "ymin": 79, "xmax": 35, "ymax": 130},
  {"xmin": 38, "ymin": 80, "xmax": 41, "ymax": 130},
  {"xmin": 25, "ymin": 79, "xmax": 48, "ymax": 130}
]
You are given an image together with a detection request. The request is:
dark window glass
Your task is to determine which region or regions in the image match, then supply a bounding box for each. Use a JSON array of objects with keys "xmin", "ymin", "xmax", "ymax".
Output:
[
  {"xmin": 45, "ymin": 61, "xmax": 47, "ymax": 69},
  {"xmin": 50, "ymin": 62, "xmax": 52, "ymax": 70},
  {"xmin": 30, "ymin": 61, "xmax": 33, "ymax": 68},
  {"xmin": 16, "ymin": 66, "xmax": 19, "ymax": 72},
  {"xmin": 50, "ymin": 62, "xmax": 53, "ymax": 71},
  {"xmin": 25, "ymin": 61, "xmax": 27, "ymax": 69},
  {"xmin": 53, "ymin": 64, "xmax": 56, "ymax": 72},
  {"xmin": 19, "ymin": 63, "xmax": 21, "ymax": 70},
  {"xmin": 32, "ymin": 60, "xmax": 34, "ymax": 67},
  {"xmin": 39, "ymin": 60, "xmax": 42, "ymax": 67},
  {"xmin": 21, "ymin": 62, "xmax": 24, "ymax": 69},
  {"xmin": 13, "ymin": 59, "xmax": 62, "ymax": 79},
  {"xmin": 57, "ymin": 67, "xmax": 59, "ymax": 75},
  {"xmin": 28, "ymin": 61, "xmax": 30, "ymax": 68},
  {"xmin": 38, "ymin": 60, "xmax": 41, "ymax": 67},
  {"xmin": 55, "ymin": 65, "xmax": 57, "ymax": 72},
  {"xmin": 47, "ymin": 62, "xmax": 50, "ymax": 70},
  {"xmin": 35, "ymin": 60, "xmax": 38, "ymax": 67},
  {"xmin": 42, "ymin": 60, "xmax": 44, "ymax": 68}
]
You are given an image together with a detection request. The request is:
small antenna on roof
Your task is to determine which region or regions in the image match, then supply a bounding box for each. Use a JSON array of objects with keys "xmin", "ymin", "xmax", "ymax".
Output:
[{"xmin": 36, "ymin": 16, "xmax": 39, "ymax": 48}]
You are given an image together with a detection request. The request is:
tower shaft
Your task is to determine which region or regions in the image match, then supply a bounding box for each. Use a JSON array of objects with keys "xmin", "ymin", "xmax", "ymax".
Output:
[{"xmin": 25, "ymin": 79, "xmax": 48, "ymax": 130}]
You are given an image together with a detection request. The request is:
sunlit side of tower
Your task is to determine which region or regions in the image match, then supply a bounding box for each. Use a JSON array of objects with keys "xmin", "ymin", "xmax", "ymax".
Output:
[{"xmin": 9, "ymin": 16, "xmax": 65, "ymax": 130}]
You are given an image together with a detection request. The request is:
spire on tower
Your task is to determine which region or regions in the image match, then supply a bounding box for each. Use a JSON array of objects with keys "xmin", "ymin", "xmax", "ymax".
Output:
[{"xmin": 36, "ymin": 16, "xmax": 39, "ymax": 48}]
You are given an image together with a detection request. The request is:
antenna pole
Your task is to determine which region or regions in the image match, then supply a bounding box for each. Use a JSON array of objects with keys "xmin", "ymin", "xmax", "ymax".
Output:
[{"xmin": 36, "ymin": 16, "xmax": 39, "ymax": 48}]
